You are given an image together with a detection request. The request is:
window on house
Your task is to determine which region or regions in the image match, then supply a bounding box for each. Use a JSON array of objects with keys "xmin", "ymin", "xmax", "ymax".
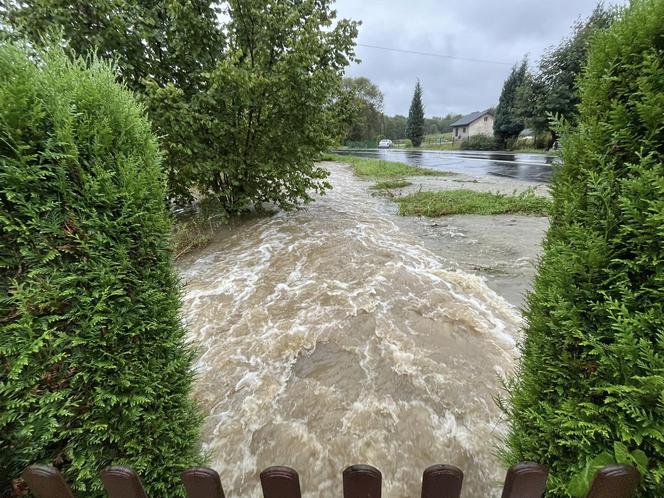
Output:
[
  {"xmin": 484, "ymin": 116, "xmax": 488, "ymax": 122},
  {"xmin": 463, "ymin": 127, "xmax": 466, "ymax": 133}
]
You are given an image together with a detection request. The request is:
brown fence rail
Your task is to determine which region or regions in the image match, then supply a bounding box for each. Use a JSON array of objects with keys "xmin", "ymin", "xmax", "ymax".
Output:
[{"xmin": 20, "ymin": 461, "xmax": 639, "ymax": 498}]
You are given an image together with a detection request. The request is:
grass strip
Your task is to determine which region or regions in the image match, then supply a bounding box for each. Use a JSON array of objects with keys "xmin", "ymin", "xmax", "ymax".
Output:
[{"xmin": 398, "ymin": 189, "xmax": 551, "ymax": 216}]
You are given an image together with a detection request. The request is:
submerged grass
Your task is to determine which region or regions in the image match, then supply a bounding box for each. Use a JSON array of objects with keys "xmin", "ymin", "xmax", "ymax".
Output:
[
  {"xmin": 398, "ymin": 189, "xmax": 551, "ymax": 217},
  {"xmin": 324, "ymin": 153, "xmax": 455, "ymax": 178},
  {"xmin": 172, "ymin": 200, "xmax": 277, "ymax": 259},
  {"xmin": 172, "ymin": 213, "xmax": 225, "ymax": 260},
  {"xmin": 370, "ymin": 179, "xmax": 413, "ymax": 189}
]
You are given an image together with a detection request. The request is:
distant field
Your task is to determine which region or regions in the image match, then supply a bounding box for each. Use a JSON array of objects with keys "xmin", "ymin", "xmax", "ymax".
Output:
[{"xmin": 422, "ymin": 132, "xmax": 453, "ymax": 142}]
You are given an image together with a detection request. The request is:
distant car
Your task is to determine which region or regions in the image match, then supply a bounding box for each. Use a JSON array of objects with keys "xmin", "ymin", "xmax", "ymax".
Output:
[{"xmin": 378, "ymin": 139, "xmax": 393, "ymax": 148}]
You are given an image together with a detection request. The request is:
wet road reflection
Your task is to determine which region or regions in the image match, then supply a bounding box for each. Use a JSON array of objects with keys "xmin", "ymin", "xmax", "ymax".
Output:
[{"xmin": 333, "ymin": 148, "xmax": 557, "ymax": 183}]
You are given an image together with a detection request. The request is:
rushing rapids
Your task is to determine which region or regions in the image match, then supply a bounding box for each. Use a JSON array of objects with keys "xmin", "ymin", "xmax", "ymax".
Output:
[{"xmin": 178, "ymin": 162, "xmax": 524, "ymax": 498}]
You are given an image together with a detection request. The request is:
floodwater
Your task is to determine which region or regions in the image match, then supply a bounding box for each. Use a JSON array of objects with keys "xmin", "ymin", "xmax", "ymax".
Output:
[
  {"xmin": 333, "ymin": 148, "xmax": 556, "ymax": 182},
  {"xmin": 179, "ymin": 163, "xmax": 524, "ymax": 498}
]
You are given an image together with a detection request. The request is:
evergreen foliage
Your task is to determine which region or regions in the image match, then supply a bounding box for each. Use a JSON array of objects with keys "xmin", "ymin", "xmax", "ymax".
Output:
[
  {"xmin": 494, "ymin": 60, "xmax": 528, "ymax": 146},
  {"xmin": 503, "ymin": 1, "xmax": 664, "ymax": 496},
  {"xmin": 406, "ymin": 80, "xmax": 425, "ymax": 147},
  {"xmin": 0, "ymin": 43, "xmax": 200, "ymax": 496}
]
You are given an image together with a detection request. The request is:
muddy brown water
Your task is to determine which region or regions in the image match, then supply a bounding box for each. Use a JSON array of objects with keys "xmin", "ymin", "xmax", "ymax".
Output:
[{"xmin": 178, "ymin": 163, "xmax": 525, "ymax": 498}]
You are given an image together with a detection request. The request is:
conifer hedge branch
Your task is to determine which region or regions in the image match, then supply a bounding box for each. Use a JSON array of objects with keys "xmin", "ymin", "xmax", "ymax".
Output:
[
  {"xmin": 502, "ymin": 1, "xmax": 664, "ymax": 496},
  {"xmin": 0, "ymin": 43, "xmax": 201, "ymax": 496}
]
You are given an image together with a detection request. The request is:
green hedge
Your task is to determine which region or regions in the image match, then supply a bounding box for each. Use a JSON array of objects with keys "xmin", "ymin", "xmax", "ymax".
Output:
[
  {"xmin": 503, "ymin": 1, "xmax": 664, "ymax": 496},
  {"xmin": 459, "ymin": 134, "xmax": 497, "ymax": 151},
  {"xmin": 0, "ymin": 43, "xmax": 201, "ymax": 496}
]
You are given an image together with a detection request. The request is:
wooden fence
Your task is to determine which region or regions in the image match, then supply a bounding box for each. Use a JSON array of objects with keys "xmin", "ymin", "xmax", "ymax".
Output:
[{"xmin": 20, "ymin": 461, "xmax": 639, "ymax": 498}]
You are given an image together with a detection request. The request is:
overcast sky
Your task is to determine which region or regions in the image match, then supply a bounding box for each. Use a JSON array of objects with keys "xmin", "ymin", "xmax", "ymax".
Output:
[{"xmin": 334, "ymin": 0, "xmax": 628, "ymax": 117}]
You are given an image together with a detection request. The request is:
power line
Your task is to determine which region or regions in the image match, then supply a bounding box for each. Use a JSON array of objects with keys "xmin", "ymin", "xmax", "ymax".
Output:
[{"xmin": 356, "ymin": 43, "xmax": 513, "ymax": 66}]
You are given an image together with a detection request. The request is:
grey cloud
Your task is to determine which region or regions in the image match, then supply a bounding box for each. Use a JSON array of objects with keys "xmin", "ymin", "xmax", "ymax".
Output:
[{"xmin": 335, "ymin": 0, "xmax": 628, "ymax": 116}]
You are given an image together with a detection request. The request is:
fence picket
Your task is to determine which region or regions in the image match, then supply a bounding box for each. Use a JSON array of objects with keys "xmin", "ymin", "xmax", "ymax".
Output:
[
  {"xmin": 100, "ymin": 466, "xmax": 148, "ymax": 498},
  {"xmin": 420, "ymin": 464, "xmax": 463, "ymax": 498},
  {"xmin": 260, "ymin": 466, "xmax": 302, "ymax": 498},
  {"xmin": 182, "ymin": 467, "xmax": 225, "ymax": 498},
  {"xmin": 586, "ymin": 464, "xmax": 640, "ymax": 498},
  {"xmin": 22, "ymin": 464, "xmax": 75, "ymax": 498},
  {"xmin": 343, "ymin": 464, "xmax": 381, "ymax": 498},
  {"xmin": 500, "ymin": 462, "xmax": 548, "ymax": 498},
  {"xmin": 18, "ymin": 461, "xmax": 640, "ymax": 498}
]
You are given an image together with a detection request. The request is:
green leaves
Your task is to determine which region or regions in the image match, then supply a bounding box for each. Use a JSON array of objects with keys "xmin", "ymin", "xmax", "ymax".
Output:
[
  {"xmin": 3, "ymin": 0, "xmax": 359, "ymax": 214},
  {"xmin": 172, "ymin": 0, "xmax": 358, "ymax": 214},
  {"xmin": 503, "ymin": 1, "xmax": 664, "ymax": 497},
  {"xmin": 0, "ymin": 43, "xmax": 200, "ymax": 497},
  {"xmin": 494, "ymin": 59, "xmax": 528, "ymax": 144},
  {"xmin": 566, "ymin": 452, "xmax": 615, "ymax": 497},
  {"xmin": 566, "ymin": 443, "xmax": 649, "ymax": 497},
  {"xmin": 340, "ymin": 77, "xmax": 384, "ymax": 143}
]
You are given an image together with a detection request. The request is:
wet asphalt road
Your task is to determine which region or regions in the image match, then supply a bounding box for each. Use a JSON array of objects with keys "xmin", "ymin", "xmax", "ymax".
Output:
[{"xmin": 333, "ymin": 148, "xmax": 558, "ymax": 183}]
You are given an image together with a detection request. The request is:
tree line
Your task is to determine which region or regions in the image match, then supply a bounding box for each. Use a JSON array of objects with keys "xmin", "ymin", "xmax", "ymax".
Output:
[
  {"xmin": 339, "ymin": 77, "xmax": 461, "ymax": 145},
  {"xmin": 494, "ymin": 4, "xmax": 616, "ymax": 148}
]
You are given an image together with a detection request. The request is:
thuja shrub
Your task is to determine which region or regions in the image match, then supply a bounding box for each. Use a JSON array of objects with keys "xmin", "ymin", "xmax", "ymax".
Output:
[
  {"xmin": 0, "ymin": 43, "xmax": 201, "ymax": 496},
  {"xmin": 502, "ymin": 1, "xmax": 664, "ymax": 497}
]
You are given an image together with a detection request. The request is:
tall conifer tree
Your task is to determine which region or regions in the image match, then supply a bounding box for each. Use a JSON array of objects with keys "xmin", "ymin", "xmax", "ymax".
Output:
[
  {"xmin": 406, "ymin": 80, "xmax": 425, "ymax": 147},
  {"xmin": 494, "ymin": 59, "xmax": 528, "ymax": 146}
]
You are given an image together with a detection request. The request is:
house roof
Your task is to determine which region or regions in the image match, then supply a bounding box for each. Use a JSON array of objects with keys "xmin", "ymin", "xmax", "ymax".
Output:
[
  {"xmin": 450, "ymin": 110, "xmax": 493, "ymax": 127},
  {"xmin": 519, "ymin": 128, "xmax": 534, "ymax": 137}
]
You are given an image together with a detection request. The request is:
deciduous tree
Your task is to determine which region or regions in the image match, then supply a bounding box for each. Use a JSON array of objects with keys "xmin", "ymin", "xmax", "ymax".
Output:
[
  {"xmin": 341, "ymin": 76, "xmax": 384, "ymax": 142},
  {"xmin": 383, "ymin": 114, "xmax": 408, "ymax": 141},
  {"xmin": 182, "ymin": 0, "xmax": 358, "ymax": 214}
]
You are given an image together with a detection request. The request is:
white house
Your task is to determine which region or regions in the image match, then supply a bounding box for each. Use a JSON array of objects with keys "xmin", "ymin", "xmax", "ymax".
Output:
[{"xmin": 450, "ymin": 110, "xmax": 494, "ymax": 141}]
